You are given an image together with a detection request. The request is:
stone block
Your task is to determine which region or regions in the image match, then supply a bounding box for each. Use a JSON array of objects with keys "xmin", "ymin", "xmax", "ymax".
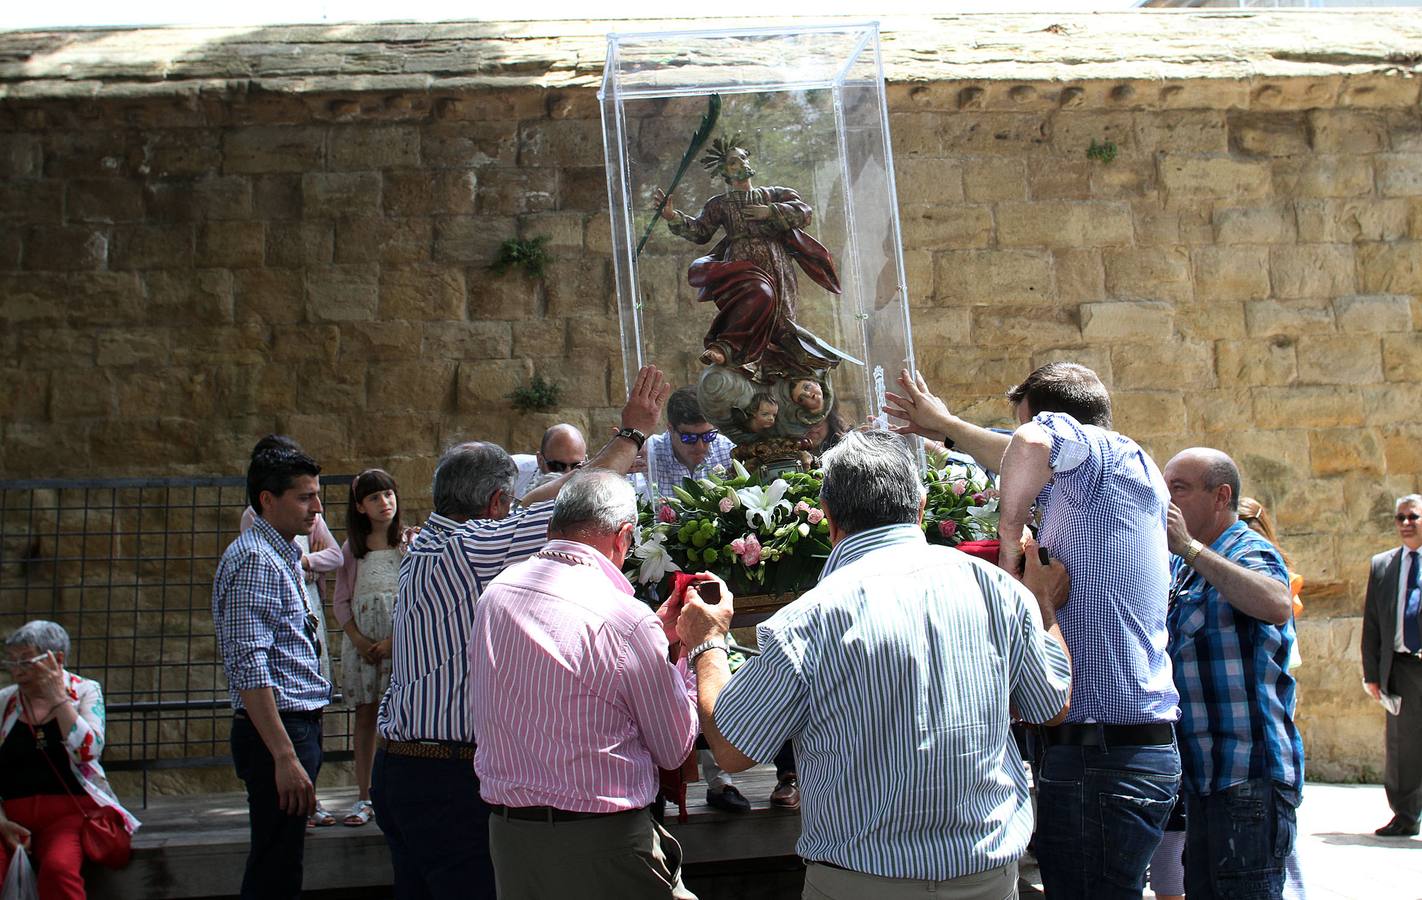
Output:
[
  {"xmin": 906, "ymin": 308, "xmax": 973, "ymax": 353},
  {"xmin": 378, "ymin": 265, "xmax": 466, "ymax": 321},
  {"xmin": 349, "ymin": 412, "xmax": 435, "ymax": 458},
  {"xmin": 292, "ymin": 362, "xmax": 364, "ymax": 415},
  {"xmin": 1341, "ymin": 72, "xmax": 1422, "ymax": 109},
  {"xmin": 90, "ymin": 417, "xmax": 199, "ymax": 466},
  {"xmin": 367, "ymin": 360, "xmax": 458, "ymax": 412},
  {"xmin": 1192, "ymin": 246, "xmax": 1270, "ymax": 301},
  {"xmin": 111, "ymin": 224, "xmax": 194, "ymax": 270},
  {"xmin": 1029, "ymin": 161, "xmax": 1092, "ymax": 200},
  {"xmin": 1271, "ymin": 244, "xmax": 1356, "ymax": 299},
  {"xmin": 276, "ymin": 413, "xmax": 349, "ymax": 459},
  {"xmin": 1135, "ymin": 111, "xmax": 1229, "ymax": 155},
  {"xmin": 1295, "ymin": 199, "xmax": 1409, "ymax": 243},
  {"xmin": 962, "ymin": 158, "xmax": 1026, "ymax": 202},
  {"xmin": 1333, "ymin": 294, "xmax": 1412, "ymax": 333},
  {"xmin": 383, "ymin": 170, "xmax": 476, "ymax": 217},
  {"xmin": 1110, "ymin": 391, "xmax": 1187, "ymax": 437},
  {"xmin": 1183, "ymin": 387, "xmax": 1255, "ymax": 434},
  {"xmin": 888, "ymin": 112, "xmax": 945, "ymax": 157},
  {"xmin": 894, "ymin": 158, "xmax": 964, "ymax": 204},
  {"xmin": 476, "ymin": 168, "xmax": 559, "ymax": 216},
  {"xmin": 518, "ymin": 212, "xmax": 585, "ymax": 251},
  {"xmin": 518, "ymin": 119, "xmax": 603, "ymax": 168},
  {"xmin": 1378, "ymin": 154, "xmax": 1422, "ymax": 198},
  {"xmin": 1308, "ymin": 110, "xmax": 1388, "ymax": 155},
  {"xmin": 266, "ymin": 222, "xmax": 334, "ymax": 267},
  {"xmin": 1383, "ymin": 332, "xmax": 1422, "ymax": 381},
  {"xmin": 271, "ymin": 323, "xmax": 341, "ymax": 365},
  {"xmin": 1079, "ymin": 300, "xmax": 1173, "ymax": 341},
  {"xmin": 1160, "ymin": 156, "xmax": 1271, "ymax": 200},
  {"xmin": 1357, "ymin": 242, "xmax": 1422, "ymax": 293},
  {"xmin": 1212, "ymin": 205, "xmax": 1295, "ymax": 245},
  {"xmin": 1310, "ymin": 428, "xmax": 1384, "ymax": 477},
  {"xmin": 433, "ymin": 215, "xmax": 513, "ymax": 265},
  {"xmin": 1244, "ymin": 299, "xmax": 1336, "ymax": 337},
  {"xmin": 1216, "ymin": 336, "xmax": 1297, "ymax": 387},
  {"xmin": 0, "ymin": 134, "xmax": 42, "ymax": 178},
  {"xmin": 901, "ymin": 204, "xmax": 993, "ymax": 250},
  {"xmin": 971, "ymin": 306, "xmax": 1080, "ymax": 348},
  {"xmin": 467, "ymin": 272, "xmax": 539, "ymax": 321},
  {"xmin": 557, "ymin": 166, "xmax": 608, "ymax": 213},
  {"xmin": 1296, "ymin": 334, "xmax": 1382, "ymax": 385},
  {"xmin": 50, "ymin": 368, "xmax": 113, "ymax": 418},
  {"xmin": 301, "ymin": 172, "xmax": 381, "ymax": 218},
  {"xmin": 1030, "ymin": 347, "xmax": 1113, "ymax": 385},
  {"xmin": 511, "ymin": 318, "xmax": 567, "ymax": 359},
  {"xmin": 96, "ymin": 328, "xmax": 171, "ymax": 367},
  {"xmin": 66, "ymin": 179, "xmax": 144, "ymax": 223},
  {"xmin": 252, "ymin": 175, "xmax": 304, "ymax": 220},
  {"xmin": 142, "ymin": 129, "xmax": 222, "ymax": 178},
  {"xmin": 1252, "ymin": 385, "xmax": 1365, "ymax": 430},
  {"xmin": 0, "ymin": 369, "xmax": 48, "ymax": 420},
  {"xmin": 1274, "ymin": 156, "xmax": 1374, "ymax": 199},
  {"xmin": 544, "ymin": 257, "xmax": 613, "ymax": 319},
  {"xmin": 196, "ymin": 221, "xmax": 265, "ymax": 268},
  {"xmin": 420, "ymin": 121, "xmax": 518, "ymax": 168},
  {"xmin": 41, "ymin": 130, "xmax": 135, "ymax": 179},
  {"xmin": 1226, "ymin": 112, "xmax": 1310, "ymax": 158},
  {"xmin": 306, "ymin": 265, "xmax": 380, "ymax": 322},
  {"xmin": 1130, "ymin": 198, "xmax": 1179, "ymax": 246},
  {"xmin": 333, "ymin": 320, "xmax": 417, "ymax": 364},
  {"xmin": 1052, "ymin": 250, "xmax": 1104, "ymax": 303},
  {"xmin": 458, "ymin": 359, "xmax": 533, "ymax": 412},
  {"xmin": 1103, "ymin": 247, "xmax": 1190, "ymax": 301},
  {"xmin": 0, "ymin": 230, "xmax": 19, "ymax": 272},
  {"xmin": 1362, "ymin": 383, "xmax": 1421, "ymax": 427},
  {"xmin": 24, "ymin": 225, "xmax": 108, "ymax": 271},
  {"xmin": 941, "ymin": 113, "xmax": 1051, "ymax": 156},
  {"xmin": 328, "ymin": 126, "xmax": 420, "ymax": 171},
  {"xmin": 1052, "ymin": 111, "xmax": 1137, "ymax": 157},
  {"xmin": 1383, "ymin": 426, "xmax": 1422, "ymax": 474},
  {"xmin": 1089, "ymin": 160, "xmax": 1157, "ymax": 199},
  {"xmin": 234, "ymin": 268, "xmax": 304, "ymax": 324},
  {"xmin": 222, "ymin": 127, "xmax": 326, "ymax": 174},
  {"xmin": 1112, "ymin": 338, "xmax": 1214, "ymax": 390},
  {"xmin": 423, "ymin": 320, "xmax": 514, "ymax": 361},
  {"xmin": 996, "ymin": 201, "xmax": 1133, "ymax": 248},
  {"xmin": 935, "ymin": 249, "xmax": 1055, "ymax": 306},
  {"xmin": 335, "ymin": 217, "xmax": 432, "ymax": 265},
  {"xmin": 191, "ymin": 175, "xmax": 253, "ymax": 220}
]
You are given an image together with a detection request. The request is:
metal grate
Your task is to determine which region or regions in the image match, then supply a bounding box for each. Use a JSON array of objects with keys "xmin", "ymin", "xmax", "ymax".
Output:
[{"xmin": 0, "ymin": 475, "xmax": 357, "ymax": 802}]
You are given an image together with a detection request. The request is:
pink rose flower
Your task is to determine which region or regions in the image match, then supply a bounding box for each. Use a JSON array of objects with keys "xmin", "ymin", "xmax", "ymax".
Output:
[
  {"xmin": 972, "ymin": 492, "xmax": 987, "ymax": 504},
  {"xmin": 807, "ymin": 507, "xmax": 824, "ymax": 525},
  {"xmin": 741, "ymin": 533, "xmax": 762, "ymax": 567},
  {"xmin": 730, "ymin": 538, "xmax": 746, "ymax": 556},
  {"xmin": 719, "ymin": 497, "xmax": 735, "ymax": 514},
  {"xmin": 938, "ymin": 520, "xmax": 958, "ymax": 538},
  {"xmin": 794, "ymin": 500, "xmax": 811, "ymax": 516},
  {"xmin": 951, "ymin": 480, "xmax": 968, "ymax": 496},
  {"xmin": 657, "ymin": 504, "xmax": 677, "ymax": 524}
]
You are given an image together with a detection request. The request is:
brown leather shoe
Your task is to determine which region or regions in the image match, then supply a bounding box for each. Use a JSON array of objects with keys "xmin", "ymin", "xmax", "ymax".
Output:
[{"xmin": 770, "ymin": 775, "xmax": 800, "ymax": 810}]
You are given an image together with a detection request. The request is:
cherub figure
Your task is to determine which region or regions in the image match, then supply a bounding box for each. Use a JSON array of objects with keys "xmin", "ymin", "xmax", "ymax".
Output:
[{"xmin": 743, "ymin": 393, "xmax": 779, "ymax": 434}]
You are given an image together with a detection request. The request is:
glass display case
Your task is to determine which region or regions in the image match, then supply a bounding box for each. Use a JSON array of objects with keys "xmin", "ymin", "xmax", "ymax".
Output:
[{"xmin": 599, "ymin": 22, "xmax": 917, "ymax": 478}]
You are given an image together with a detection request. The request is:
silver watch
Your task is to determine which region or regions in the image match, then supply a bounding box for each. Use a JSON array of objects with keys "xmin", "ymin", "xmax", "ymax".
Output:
[{"xmin": 688, "ymin": 637, "xmax": 730, "ymax": 666}]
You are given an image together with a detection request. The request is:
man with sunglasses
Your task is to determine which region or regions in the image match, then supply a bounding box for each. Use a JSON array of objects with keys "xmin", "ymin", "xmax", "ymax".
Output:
[
  {"xmin": 1363, "ymin": 493, "xmax": 1422, "ymax": 837},
  {"xmin": 511, "ymin": 424, "xmax": 588, "ymax": 500}
]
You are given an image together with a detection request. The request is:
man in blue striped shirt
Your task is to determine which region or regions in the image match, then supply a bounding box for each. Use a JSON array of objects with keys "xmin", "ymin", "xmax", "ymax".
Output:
[
  {"xmin": 1163, "ymin": 448, "xmax": 1303, "ymax": 900},
  {"xmin": 372, "ymin": 365, "xmax": 669, "ymax": 900},
  {"xmin": 678, "ymin": 430, "xmax": 1072, "ymax": 898}
]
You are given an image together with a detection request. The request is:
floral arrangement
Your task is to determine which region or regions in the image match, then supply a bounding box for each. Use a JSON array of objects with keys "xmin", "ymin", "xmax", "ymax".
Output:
[{"xmin": 626, "ymin": 449, "xmax": 999, "ymax": 599}]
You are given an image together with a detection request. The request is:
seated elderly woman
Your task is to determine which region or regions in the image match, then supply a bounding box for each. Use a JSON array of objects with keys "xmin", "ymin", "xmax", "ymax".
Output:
[{"xmin": 0, "ymin": 620, "xmax": 139, "ymax": 899}]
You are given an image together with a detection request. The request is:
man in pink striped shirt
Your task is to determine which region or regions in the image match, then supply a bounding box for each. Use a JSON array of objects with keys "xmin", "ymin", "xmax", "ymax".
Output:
[{"xmin": 469, "ymin": 469, "xmax": 699, "ymax": 899}]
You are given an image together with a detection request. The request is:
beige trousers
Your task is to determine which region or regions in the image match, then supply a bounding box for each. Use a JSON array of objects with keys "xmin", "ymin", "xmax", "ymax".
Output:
[{"xmin": 803, "ymin": 860, "xmax": 1018, "ymax": 900}]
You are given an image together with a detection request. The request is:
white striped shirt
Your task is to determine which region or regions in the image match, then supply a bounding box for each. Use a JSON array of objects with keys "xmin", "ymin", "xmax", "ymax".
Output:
[
  {"xmin": 376, "ymin": 505, "xmax": 555, "ymax": 743},
  {"xmin": 713, "ymin": 523, "xmax": 1072, "ymax": 880}
]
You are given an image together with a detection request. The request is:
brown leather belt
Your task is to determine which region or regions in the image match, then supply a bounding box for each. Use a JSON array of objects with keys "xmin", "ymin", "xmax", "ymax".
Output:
[
  {"xmin": 381, "ymin": 739, "xmax": 475, "ymax": 761},
  {"xmin": 490, "ymin": 804, "xmax": 643, "ymax": 823}
]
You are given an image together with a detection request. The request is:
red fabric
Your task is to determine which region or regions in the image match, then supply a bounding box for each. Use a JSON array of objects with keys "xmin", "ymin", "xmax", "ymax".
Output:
[
  {"xmin": 955, "ymin": 540, "xmax": 1001, "ymax": 567},
  {"xmin": 0, "ymin": 793, "xmax": 98, "ymax": 900}
]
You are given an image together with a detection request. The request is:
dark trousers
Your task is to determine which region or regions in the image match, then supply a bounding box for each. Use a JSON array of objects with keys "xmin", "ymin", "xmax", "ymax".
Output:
[
  {"xmin": 1386, "ymin": 653, "xmax": 1422, "ymax": 823},
  {"xmin": 372, "ymin": 748, "xmax": 496, "ymax": 900},
  {"xmin": 1183, "ymin": 778, "xmax": 1297, "ymax": 900},
  {"xmin": 230, "ymin": 712, "xmax": 323, "ymax": 900},
  {"xmin": 773, "ymin": 741, "xmax": 796, "ymax": 779}
]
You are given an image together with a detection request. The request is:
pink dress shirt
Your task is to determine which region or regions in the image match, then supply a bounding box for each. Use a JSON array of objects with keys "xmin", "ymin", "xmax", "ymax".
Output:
[{"xmin": 470, "ymin": 539, "xmax": 698, "ymax": 812}]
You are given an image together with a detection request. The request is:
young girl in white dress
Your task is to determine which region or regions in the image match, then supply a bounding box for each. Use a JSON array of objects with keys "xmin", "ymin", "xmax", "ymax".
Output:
[{"xmin": 332, "ymin": 468, "xmax": 404, "ymax": 827}]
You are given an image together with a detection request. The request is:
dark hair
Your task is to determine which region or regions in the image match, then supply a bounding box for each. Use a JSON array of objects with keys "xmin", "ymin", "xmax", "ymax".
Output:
[
  {"xmin": 667, "ymin": 386, "xmax": 707, "ymax": 430},
  {"xmin": 819, "ymin": 431, "xmax": 925, "ymax": 536},
  {"xmin": 347, "ymin": 468, "xmax": 402, "ymax": 559},
  {"xmin": 818, "ymin": 405, "xmax": 851, "ymax": 453},
  {"xmin": 250, "ymin": 434, "xmax": 301, "ymax": 458},
  {"xmin": 247, "ymin": 448, "xmax": 321, "ymax": 514},
  {"xmin": 1005, "ymin": 362, "xmax": 1112, "ymax": 429}
]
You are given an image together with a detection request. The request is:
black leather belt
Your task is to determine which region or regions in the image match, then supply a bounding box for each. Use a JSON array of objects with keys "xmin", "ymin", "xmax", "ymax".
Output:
[
  {"xmin": 490, "ymin": 804, "xmax": 642, "ymax": 823},
  {"xmin": 1043, "ymin": 722, "xmax": 1174, "ymax": 748},
  {"xmin": 382, "ymin": 739, "xmax": 475, "ymax": 761},
  {"xmin": 234, "ymin": 708, "xmax": 322, "ymax": 723}
]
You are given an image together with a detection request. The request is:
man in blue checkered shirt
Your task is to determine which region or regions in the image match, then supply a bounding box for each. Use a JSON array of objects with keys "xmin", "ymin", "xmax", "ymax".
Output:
[
  {"xmin": 212, "ymin": 447, "xmax": 332, "ymax": 900},
  {"xmin": 886, "ymin": 362, "xmax": 1181, "ymax": 900},
  {"xmin": 1163, "ymin": 447, "xmax": 1302, "ymax": 900}
]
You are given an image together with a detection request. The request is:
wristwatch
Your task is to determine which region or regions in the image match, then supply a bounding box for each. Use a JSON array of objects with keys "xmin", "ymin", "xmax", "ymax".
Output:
[
  {"xmin": 1183, "ymin": 539, "xmax": 1205, "ymax": 567},
  {"xmin": 614, "ymin": 427, "xmax": 646, "ymax": 450},
  {"xmin": 688, "ymin": 637, "xmax": 729, "ymax": 667}
]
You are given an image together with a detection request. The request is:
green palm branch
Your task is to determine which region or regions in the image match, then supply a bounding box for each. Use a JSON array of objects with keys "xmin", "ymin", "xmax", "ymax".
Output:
[{"xmin": 635, "ymin": 93, "xmax": 722, "ymax": 259}]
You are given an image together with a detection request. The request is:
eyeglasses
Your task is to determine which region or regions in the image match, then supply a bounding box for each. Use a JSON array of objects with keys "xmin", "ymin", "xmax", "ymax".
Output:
[
  {"xmin": 1397, "ymin": 513, "xmax": 1421, "ymax": 523},
  {"xmin": 546, "ymin": 460, "xmax": 585, "ymax": 473},
  {"xmin": 1, "ymin": 653, "xmax": 48, "ymax": 672},
  {"xmin": 675, "ymin": 429, "xmax": 720, "ymax": 445}
]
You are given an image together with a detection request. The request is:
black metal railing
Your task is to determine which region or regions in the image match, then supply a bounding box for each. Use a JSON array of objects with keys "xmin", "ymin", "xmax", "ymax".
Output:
[{"xmin": 0, "ymin": 475, "xmax": 358, "ymax": 804}]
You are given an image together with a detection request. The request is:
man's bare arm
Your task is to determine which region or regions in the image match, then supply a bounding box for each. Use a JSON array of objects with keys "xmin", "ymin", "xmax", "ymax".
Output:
[
  {"xmin": 997, "ymin": 422, "xmax": 1055, "ymax": 580},
  {"xmin": 1166, "ymin": 505, "xmax": 1292, "ymax": 625},
  {"xmin": 883, "ymin": 369, "xmax": 1012, "ymax": 470}
]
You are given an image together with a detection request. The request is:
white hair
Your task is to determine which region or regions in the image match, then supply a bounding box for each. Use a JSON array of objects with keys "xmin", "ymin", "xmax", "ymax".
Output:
[
  {"xmin": 6, "ymin": 620, "xmax": 71, "ymax": 657},
  {"xmin": 1397, "ymin": 494, "xmax": 1422, "ymax": 512}
]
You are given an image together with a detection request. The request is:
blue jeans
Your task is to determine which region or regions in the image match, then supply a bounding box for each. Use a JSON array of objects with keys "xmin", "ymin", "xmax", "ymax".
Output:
[
  {"xmin": 371, "ymin": 749, "xmax": 496, "ymax": 900},
  {"xmin": 1034, "ymin": 742, "xmax": 1181, "ymax": 900},
  {"xmin": 230, "ymin": 712, "xmax": 323, "ymax": 900},
  {"xmin": 1184, "ymin": 778, "xmax": 1298, "ymax": 900}
]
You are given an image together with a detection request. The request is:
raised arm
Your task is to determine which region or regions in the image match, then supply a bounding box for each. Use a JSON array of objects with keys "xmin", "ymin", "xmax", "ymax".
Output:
[
  {"xmin": 997, "ymin": 421, "xmax": 1055, "ymax": 580},
  {"xmin": 1167, "ymin": 504, "xmax": 1292, "ymax": 625},
  {"xmin": 884, "ymin": 369, "xmax": 1012, "ymax": 472}
]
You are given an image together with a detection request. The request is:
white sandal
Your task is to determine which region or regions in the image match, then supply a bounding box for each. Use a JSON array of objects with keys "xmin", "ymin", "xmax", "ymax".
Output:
[
  {"xmin": 307, "ymin": 804, "xmax": 337, "ymax": 827},
  {"xmin": 343, "ymin": 799, "xmax": 374, "ymax": 827}
]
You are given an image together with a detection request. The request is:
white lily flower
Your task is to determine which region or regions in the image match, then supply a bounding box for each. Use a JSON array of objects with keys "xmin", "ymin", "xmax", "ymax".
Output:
[
  {"xmin": 737, "ymin": 479, "xmax": 792, "ymax": 530},
  {"xmin": 632, "ymin": 530, "xmax": 681, "ymax": 584}
]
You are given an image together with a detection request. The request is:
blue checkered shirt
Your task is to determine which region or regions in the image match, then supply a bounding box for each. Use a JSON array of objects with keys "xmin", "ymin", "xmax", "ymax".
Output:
[
  {"xmin": 713, "ymin": 524, "xmax": 1072, "ymax": 880},
  {"xmin": 641, "ymin": 430, "xmax": 734, "ymax": 499},
  {"xmin": 1170, "ymin": 521, "xmax": 1304, "ymax": 796},
  {"xmin": 212, "ymin": 515, "xmax": 331, "ymax": 712},
  {"xmin": 1035, "ymin": 412, "xmax": 1179, "ymax": 725}
]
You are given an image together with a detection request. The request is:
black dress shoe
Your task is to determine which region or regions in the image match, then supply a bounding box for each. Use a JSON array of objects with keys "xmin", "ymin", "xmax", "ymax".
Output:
[
  {"xmin": 1375, "ymin": 815, "xmax": 1419, "ymax": 837},
  {"xmin": 706, "ymin": 785, "xmax": 751, "ymax": 813}
]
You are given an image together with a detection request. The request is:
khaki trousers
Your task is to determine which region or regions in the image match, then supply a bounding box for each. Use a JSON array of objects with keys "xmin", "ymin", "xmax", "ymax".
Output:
[
  {"xmin": 489, "ymin": 806, "xmax": 696, "ymax": 900},
  {"xmin": 803, "ymin": 860, "xmax": 1018, "ymax": 900}
]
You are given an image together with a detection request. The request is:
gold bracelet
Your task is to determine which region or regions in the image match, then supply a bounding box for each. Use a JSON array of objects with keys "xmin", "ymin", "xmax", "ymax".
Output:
[{"xmin": 1183, "ymin": 539, "xmax": 1204, "ymax": 567}]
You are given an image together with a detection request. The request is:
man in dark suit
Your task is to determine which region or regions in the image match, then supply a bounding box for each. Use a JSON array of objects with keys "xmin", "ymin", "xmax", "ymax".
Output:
[{"xmin": 1362, "ymin": 492, "xmax": 1422, "ymax": 837}]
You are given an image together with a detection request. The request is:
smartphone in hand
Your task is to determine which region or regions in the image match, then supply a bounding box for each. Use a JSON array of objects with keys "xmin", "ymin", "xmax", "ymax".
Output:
[{"xmin": 693, "ymin": 581, "xmax": 722, "ymax": 605}]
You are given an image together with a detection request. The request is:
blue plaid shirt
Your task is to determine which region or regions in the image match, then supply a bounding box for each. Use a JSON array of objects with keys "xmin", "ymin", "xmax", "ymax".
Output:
[
  {"xmin": 212, "ymin": 515, "xmax": 331, "ymax": 712},
  {"xmin": 641, "ymin": 430, "xmax": 734, "ymax": 499},
  {"xmin": 713, "ymin": 524, "xmax": 1072, "ymax": 880},
  {"xmin": 1035, "ymin": 412, "xmax": 1179, "ymax": 725},
  {"xmin": 1170, "ymin": 521, "xmax": 1304, "ymax": 795}
]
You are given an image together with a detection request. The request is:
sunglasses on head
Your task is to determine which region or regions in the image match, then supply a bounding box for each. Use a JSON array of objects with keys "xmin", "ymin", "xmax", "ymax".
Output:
[
  {"xmin": 546, "ymin": 460, "xmax": 584, "ymax": 473},
  {"xmin": 675, "ymin": 429, "xmax": 720, "ymax": 445},
  {"xmin": 1397, "ymin": 513, "xmax": 1421, "ymax": 523}
]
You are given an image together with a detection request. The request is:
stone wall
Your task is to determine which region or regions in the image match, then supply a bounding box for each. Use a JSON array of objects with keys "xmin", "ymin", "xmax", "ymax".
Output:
[{"xmin": 2, "ymin": 13, "xmax": 1421, "ymax": 781}]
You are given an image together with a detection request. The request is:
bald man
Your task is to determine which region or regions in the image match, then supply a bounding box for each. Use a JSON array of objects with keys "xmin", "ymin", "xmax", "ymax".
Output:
[
  {"xmin": 512, "ymin": 425, "xmax": 587, "ymax": 500},
  {"xmin": 1162, "ymin": 447, "xmax": 1304, "ymax": 900}
]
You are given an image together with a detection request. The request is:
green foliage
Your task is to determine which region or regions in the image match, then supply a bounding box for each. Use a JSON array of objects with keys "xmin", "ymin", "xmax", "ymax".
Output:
[
  {"xmin": 508, "ymin": 373, "xmax": 562, "ymax": 412},
  {"xmin": 1086, "ymin": 139, "xmax": 1118, "ymax": 165},
  {"xmin": 490, "ymin": 236, "xmax": 552, "ymax": 278}
]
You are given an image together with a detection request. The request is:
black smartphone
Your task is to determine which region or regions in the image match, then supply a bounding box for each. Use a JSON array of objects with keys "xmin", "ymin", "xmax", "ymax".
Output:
[{"xmin": 694, "ymin": 581, "xmax": 722, "ymax": 605}]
